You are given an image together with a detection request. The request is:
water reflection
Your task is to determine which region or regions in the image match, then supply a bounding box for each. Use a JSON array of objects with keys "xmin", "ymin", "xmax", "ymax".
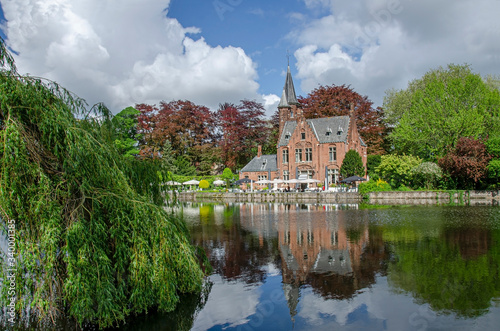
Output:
[
  {"xmin": 109, "ymin": 204, "xmax": 500, "ymax": 330},
  {"xmin": 178, "ymin": 203, "xmax": 500, "ymax": 331}
]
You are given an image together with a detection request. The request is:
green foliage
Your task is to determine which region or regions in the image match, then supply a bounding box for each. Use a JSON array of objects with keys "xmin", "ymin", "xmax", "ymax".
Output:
[
  {"xmin": 385, "ymin": 64, "xmax": 500, "ymax": 160},
  {"xmin": 367, "ymin": 154, "xmax": 382, "ymax": 176},
  {"xmin": 0, "ymin": 39, "xmax": 205, "ymax": 328},
  {"xmin": 112, "ymin": 106, "xmax": 141, "ymax": 158},
  {"xmin": 340, "ymin": 149, "xmax": 365, "ymax": 178},
  {"xmin": 487, "ymin": 159, "xmax": 500, "ymax": 187},
  {"xmin": 411, "ymin": 162, "xmax": 443, "ymax": 190},
  {"xmin": 221, "ymin": 167, "xmax": 236, "ymax": 187},
  {"xmin": 174, "ymin": 155, "xmax": 196, "ymax": 176},
  {"xmin": 486, "ymin": 136, "xmax": 500, "ymax": 158},
  {"xmin": 359, "ymin": 179, "xmax": 392, "ymax": 194},
  {"xmin": 376, "ymin": 154, "xmax": 422, "ymax": 188},
  {"xmin": 199, "ymin": 180, "xmax": 210, "ymax": 189}
]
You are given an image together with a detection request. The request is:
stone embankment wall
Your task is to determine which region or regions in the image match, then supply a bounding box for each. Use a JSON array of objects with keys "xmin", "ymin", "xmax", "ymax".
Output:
[
  {"xmin": 175, "ymin": 192, "xmax": 362, "ymax": 204},
  {"xmin": 368, "ymin": 190, "xmax": 499, "ymax": 205},
  {"xmin": 173, "ymin": 190, "xmax": 499, "ymax": 205}
]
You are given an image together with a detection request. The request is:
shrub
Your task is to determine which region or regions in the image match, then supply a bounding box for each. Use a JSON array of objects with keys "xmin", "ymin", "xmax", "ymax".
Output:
[{"xmin": 359, "ymin": 179, "xmax": 392, "ymax": 194}]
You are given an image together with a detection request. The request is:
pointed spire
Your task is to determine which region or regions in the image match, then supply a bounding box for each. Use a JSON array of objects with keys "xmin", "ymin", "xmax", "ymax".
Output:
[
  {"xmin": 278, "ymin": 87, "xmax": 289, "ymax": 108},
  {"xmin": 284, "ymin": 65, "xmax": 298, "ymax": 105}
]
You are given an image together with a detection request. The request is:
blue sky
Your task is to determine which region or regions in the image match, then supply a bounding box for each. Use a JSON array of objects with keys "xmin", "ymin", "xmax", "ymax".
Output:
[{"xmin": 0, "ymin": 0, "xmax": 499, "ymax": 117}]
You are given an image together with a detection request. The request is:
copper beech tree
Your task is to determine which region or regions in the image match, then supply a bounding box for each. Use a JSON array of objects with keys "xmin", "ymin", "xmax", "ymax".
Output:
[
  {"xmin": 298, "ymin": 84, "xmax": 387, "ymax": 155},
  {"xmin": 136, "ymin": 100, "xmax": 218, "ymax": 171},
  {"xmin": 217, "ymin": 100, "xmax": 270, "ymax": 170},
  {"xmin": 438, "ymin": 137, "xmax": 492, "ymax": 189}
]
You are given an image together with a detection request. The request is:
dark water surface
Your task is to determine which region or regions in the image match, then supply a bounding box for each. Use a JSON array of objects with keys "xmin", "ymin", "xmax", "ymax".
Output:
[{"xmin": 123, "ymin": 203, "xmax": 500, "ymax": 331}]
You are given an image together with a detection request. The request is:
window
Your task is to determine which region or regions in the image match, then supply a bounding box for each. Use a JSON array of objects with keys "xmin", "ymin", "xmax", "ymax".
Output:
[
  {"xmin": 260, "ymin": 159, "xmax": 267, "ymax": 170},
  {"xmin": 299, "ymin": 170, "xmax": 313, "ymax": 179},
  {"xmin": 295, "ymin": 148, "xmax": 302, "ymax": 162},
  {"xmin": 329, "ymin": 146, "xmax": 337, "ymax": 162},
  {"xmin": 301, "ymin": 132, "xmax": 306, "ymax": 140},
  {"xmin": 285, "ymin": 131, "xmax": 291, "ymax": 140},
  {"xmin": 326, "ymin": 127, "xmax": 332, "ymax": 136},
  {"xmin": 328, "ymin": 168, "xmax": 339, "ymax": 184},
  {"xmin": 283, "ymin": 170, "xmax": 289, "ymax": 181},
  {"xmin": 282, "ymin": 149, "xmax": 289, "ymax": 164},
  {"xmin": 258, "ymin": 175, "xmax": 267, "ymax": 181},
  {"xmin": 305, "ymin": 148, "xmax": 312, "ymax": 162}
]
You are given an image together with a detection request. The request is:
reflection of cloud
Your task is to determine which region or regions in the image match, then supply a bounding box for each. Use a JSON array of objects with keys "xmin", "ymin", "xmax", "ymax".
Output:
[
  {"xmin": 191, "ymin": 274, "xmax": 261, "ymax": 330},
  {"xmin": 262, "ymin": 262, "xmax": 281, "ymax": 277},
  {"xmin": 297, "ymin": 276, "xmax": 413, "ymax": 330}
]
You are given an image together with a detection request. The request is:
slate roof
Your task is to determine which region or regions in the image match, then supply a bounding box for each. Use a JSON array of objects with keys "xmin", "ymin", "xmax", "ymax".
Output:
[
  {"xmin": 240, "ymin": 154, "xmax": 278, "ymax": 172},
  {"xmin": 308, "ymin": 116, "xmax": 350, "ymax": 144},
  {"xmin": 278, "ymin": 116, "xmax": 357, "ymax": 147},
  {"xmin": 278, "ymin": 121, "xmax": 298, "ymax": 147}
]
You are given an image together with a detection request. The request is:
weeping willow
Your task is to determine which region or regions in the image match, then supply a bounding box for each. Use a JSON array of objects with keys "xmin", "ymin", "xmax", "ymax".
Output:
[{"xmin": 0, "ymin": 38, "xmax": 207, "ymax": 327}]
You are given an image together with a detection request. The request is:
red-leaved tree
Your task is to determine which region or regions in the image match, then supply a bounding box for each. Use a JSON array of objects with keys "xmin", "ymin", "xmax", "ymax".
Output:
[
  {"xmin": 136, "ymin": 100, "xmax": 218, "ymax": 171},
  {"xmin": 298, "ymin": 84, "xmax": 387, "ymax": 154},
  {"xmin": 217, "ymin": 100, "xmax": 269, "ymax": 170},
  {"xmin": 438, "ymin": 137, "xmax": 492, "ymax": 189}
]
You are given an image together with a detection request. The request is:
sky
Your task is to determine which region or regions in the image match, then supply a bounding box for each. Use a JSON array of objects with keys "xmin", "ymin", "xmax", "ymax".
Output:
[{"xmin": 0, "ymin": 0, "xmax": 499, "ymax": 117}]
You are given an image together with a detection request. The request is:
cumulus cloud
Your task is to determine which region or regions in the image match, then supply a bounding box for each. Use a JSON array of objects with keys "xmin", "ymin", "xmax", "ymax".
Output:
[
  {"xmin": 292, "ymin": 0, "xmax": 500, "ymax": 106},
  {"xmin": 1, "ymin": 0, "xmax": 263, "ymax": 113}
]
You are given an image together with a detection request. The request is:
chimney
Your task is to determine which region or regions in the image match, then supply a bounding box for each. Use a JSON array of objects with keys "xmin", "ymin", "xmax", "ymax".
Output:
[{"xmin": 257, "ymin": 145, "xmax": 262, "ymax": 158}]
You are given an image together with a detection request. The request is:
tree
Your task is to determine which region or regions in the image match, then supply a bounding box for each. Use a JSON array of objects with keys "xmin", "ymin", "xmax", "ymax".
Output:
[
  {"xmin": 384, "ymin": 64, "xmax": 500, "ymax": 160},
  {"xmin": 486, "ymin": 136, "xmax": 500, "ymax": 188},
  {"xmin": 438, "ymin": 137, "xmax": 492, "ymax": 189},
  {"xmin": 340, "ymin": 150, "xmax": 365, "ymax": 178},
  {"xmin": 411, "ymin": 162, "xmax": 443, "ymax": 190},
  {"xmin": 376, "ymin": 154, "xmax": 422, "ymax": 188},
  {"xmin": 299, "ymin": 84, "xmax": 387, "ymax": 154},
  {"xmin": 174, "ymin": 155, "xmax": 197, "ymax": 176},
  {"xmin": 0, "ymin": 38, "xmax": 206, "ymax": 327},
  {"xmin": 217, "ymin": 100, "xmax": 269, "ymax": 170},
  {"xmin": 112, "ymin": 106, "xmax": 141, "ymax": 158},
  {"xmin": 136, "ymin": 100, "xmax": 217, "ymax": 172},
  {"xmin": 221, "ymin": 167, "xmax": 234, "ymax": 188},
  {"xmin": 367, "ymin": 155, "xmax": 382, "ymax": 177}
]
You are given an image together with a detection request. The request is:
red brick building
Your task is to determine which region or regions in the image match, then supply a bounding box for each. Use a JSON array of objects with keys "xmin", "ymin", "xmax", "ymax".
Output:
[{"xmin": 240, "ymin": 66, "xmax": 367, "ymax": 187}]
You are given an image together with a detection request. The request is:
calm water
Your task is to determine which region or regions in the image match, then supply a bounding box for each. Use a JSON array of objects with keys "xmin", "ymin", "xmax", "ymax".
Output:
[{"xmin": 122, "ymin": 203, "xmax": 500, "ymax": 331}]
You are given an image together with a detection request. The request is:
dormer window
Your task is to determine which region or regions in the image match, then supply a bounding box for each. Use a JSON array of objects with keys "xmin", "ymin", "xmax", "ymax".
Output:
[
  {"xmin": 337, "ymin": 126, "xmax": 343, "ymax": 135},
  {"xmin": 261, "ymin": 159, "xmax": 267, "ymax": 170},
  {"xmin": 326, "ymin": 127, "xmax": 332, "ymax": 136},
  {"xmin": 285, "ymin": 131, "xmax": 291, "ymax": 140}
]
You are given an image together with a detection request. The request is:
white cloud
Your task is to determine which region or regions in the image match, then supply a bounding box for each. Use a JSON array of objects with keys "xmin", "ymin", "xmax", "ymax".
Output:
[
  {"xmin": 2, "ymin": 0, "xmax": 261, "ymax": 113},
  {"xmin": 293, "ymin": 0, "xmax": 500, "ymax": 106},
  {"xmin": 191, "ymin": 274, "xmax": 261, "ymax": 330}
]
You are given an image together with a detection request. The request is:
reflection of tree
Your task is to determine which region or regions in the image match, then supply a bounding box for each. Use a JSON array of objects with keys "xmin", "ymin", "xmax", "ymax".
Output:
[
  {"xmin": 118, "ymin": 280, "xmax": 212, "ymax": 331},
  {"xmin": 188, "ymin": 204, "xmax": 279, "ymax": 284},
  {"xmin": 387, "ymin": 227, "xmax": 500, "ymax": 317}
]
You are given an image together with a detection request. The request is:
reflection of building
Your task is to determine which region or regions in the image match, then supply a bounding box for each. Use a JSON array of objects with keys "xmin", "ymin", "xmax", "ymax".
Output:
[{"xmin": 239, "ymin": 66, "xmax": 367, "ymax": 185}]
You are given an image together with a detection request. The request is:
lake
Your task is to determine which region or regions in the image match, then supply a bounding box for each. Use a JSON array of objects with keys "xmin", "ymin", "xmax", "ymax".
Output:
[{"xmin": 122, "ymin": 203, "xmax": 500, "ymax": 331}]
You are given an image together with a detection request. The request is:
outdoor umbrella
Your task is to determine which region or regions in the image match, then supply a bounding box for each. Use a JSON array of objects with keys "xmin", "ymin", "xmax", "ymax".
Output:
[
  {"xmin": 165, "ymin": 180, "xmax": 182, "ymax": 186},
  {"xmin": 183, "ymin": 179, "xmax": 200, "ymax": 185},
  {"xmin": 213, "ymin": 180, "xmax": 225, "ymax": 186},
  {"xmin": 234, "ymin": 178, "xmax": 253, "ymax": 185},
  {"xmin": 286, "ymin": 179, "xmax": 301, "ymax": 184},
  {"xmin": 340, "ymin": 176, "xmax": 366, "ymax": 183},
  {"xmin": 234, "ymin": 178, "xmax": 254, "ymax": 192},
  {"xmin": 302, "ymin": 178, "xmax": 321, "ymax": 184},
  {"xmin": 255, "ymin": 179, "xmax": 270, "ymax": 184}
]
